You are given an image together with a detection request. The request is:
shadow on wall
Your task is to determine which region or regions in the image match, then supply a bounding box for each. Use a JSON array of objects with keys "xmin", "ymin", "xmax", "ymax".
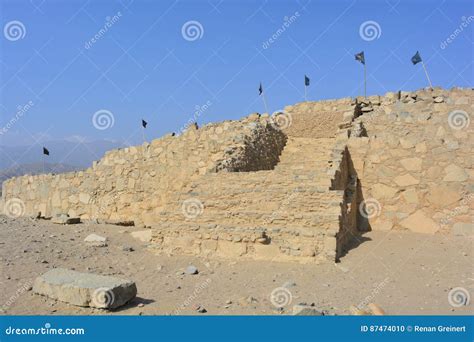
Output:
[{"xmin": 335, "ymin": 147, "xmax": 372, "ymax": 261}]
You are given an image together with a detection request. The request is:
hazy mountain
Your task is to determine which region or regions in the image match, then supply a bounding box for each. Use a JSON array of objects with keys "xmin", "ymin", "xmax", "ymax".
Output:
[
  {"xmin": 0, "ymin": 139, "xmax": 126, "ymax": 170},
  {"xmin": 0, "ymin": 162, "xmax": 80, "ymax": 182}
]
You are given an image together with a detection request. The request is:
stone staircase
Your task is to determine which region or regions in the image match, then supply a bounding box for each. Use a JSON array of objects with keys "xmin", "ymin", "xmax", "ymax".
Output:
[{"xmin": 150, "ymin": 135, "xmax": 353, "ymax": 263}]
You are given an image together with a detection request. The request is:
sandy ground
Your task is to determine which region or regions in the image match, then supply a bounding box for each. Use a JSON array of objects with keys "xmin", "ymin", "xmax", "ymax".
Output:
[{"xmin": 0, "ymin": 215, "xmax": 472, "ymax": 316}]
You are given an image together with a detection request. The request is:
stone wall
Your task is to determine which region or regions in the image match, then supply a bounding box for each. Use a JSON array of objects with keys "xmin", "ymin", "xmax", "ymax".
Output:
[
  {"xmin": 2, "ymin": 87, "xmax": 470, "ymax": 263},
  {"xmin": 149, "ymin": 99, "xmax": 361, "ymax": 263},
  {"xmin": 283, "ymin": 97, "xmax": 352, "ymax": 138},
  {"xmin": 347, "ymin": 87, "xmax": 473, "ymax": 236},
  {"xmin": 1, "ymin": 115, "xmax": 286, "ymax": 225}
]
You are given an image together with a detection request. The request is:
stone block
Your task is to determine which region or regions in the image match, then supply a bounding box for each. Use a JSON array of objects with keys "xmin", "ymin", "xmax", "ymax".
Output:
[
  {"xmin": 401, "ymin": 189, "xmax": 419, "ymax": 205},
  {"xmin": 399, "ymin": 210, "xmax": 439, "ymax": 234},
  {"xmin": 371, "ymin": 183, "xmax": 398, "ymax": 200},
  {"xmin": 79, "ymin": 193, "xmax": 91, "ymax": 204},
  {"xmin": 51, "ymin": 214, "xmax": 81, "ymax": 225},
  {"xmin": 443, "ymin": 164, "xmax": 468, "ymax": 182},
  {"xmin": 427, "ymin": 185, "xmax": 461, "ymax": 208},
  {"xmin": 400, "ymin": 157, "xmax": 422, "ymax": 171},
  {"xmin": 33, "ymin": 268, "xmax": 137, "ymax": 309},
  {"xmin": 394, "ymin": 174, "xmax": 420, "ymax": 187},
  {"xmin": 84, "ymin": 233, "xmax": 108, "ymax": 247},
  {"xmin": 130, "ymin": 230, "xmax": 152, "ymax": 242}
]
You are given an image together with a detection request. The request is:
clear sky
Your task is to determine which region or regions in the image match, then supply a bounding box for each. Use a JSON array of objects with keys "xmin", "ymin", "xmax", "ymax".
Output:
[{"xmin": 0, "ymin": 0, "xmax": 472, "ymax": 147}]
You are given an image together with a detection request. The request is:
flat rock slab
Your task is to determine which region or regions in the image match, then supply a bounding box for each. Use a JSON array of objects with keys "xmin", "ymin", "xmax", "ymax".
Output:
[
  {"xmin": 130, "ymin": 230, "xmax": 152, "ymax": 242},
  {"xmin": 33, "ymin": 268, "xmax": 137, "ymax": 309},
  {"xmin": 84, "ymin": 233, "xmax": 108, "ymax": 247},
  {"xmin": 51, "ymin": 215, "xmax": 81, "ymax": 225}
]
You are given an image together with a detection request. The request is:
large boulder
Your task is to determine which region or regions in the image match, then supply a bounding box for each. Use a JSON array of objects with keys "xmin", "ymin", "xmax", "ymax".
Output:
[{"xmin": 33, "ymin": 268, "xmax": 137, "ymax": 309}]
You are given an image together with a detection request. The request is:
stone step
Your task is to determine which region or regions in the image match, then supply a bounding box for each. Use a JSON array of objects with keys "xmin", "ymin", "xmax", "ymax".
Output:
[
  {"xmin": 156, "ymin": 209, "xmax": 341, "ymax": 227},
  {"xmin": 197, "ymin": 197, "xmax": 342, "ymax": 212},
  {"xmin": 188, "ymin": 170, "xmax": 333, "ymax": 185},
  {"xmin": 178, "ymin": 187, "xmax": 343, "ymax": 202},
  {"xmin": 155, "ymin": 221, "xmax": 338, "ymax": 237},
  {"xmin": 182, "ymin": 183, "xmax": 336, "ymax": 199}
]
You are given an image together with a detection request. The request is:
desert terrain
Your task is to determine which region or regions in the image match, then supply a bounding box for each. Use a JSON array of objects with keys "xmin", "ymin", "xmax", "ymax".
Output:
[{"xmin": 1, "ymin": 216, "xmax": 472, "ymax": 315}]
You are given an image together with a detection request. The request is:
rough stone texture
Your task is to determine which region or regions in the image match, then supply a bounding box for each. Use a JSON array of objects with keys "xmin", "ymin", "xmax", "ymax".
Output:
[
  {"xmin": 130, "ymin": 230, "xmax": 152, "ymax": 242},
  {"xmin": 349, "ymin": 87, "xmax": 473, "ymax": 234},
  {"xmin": 84, "ymin": 233, "xmax": 108, "ymax": 247},
  {"xmin": 399, "ymin": 210, "xmax": 440, "ymax": 234},
  {"xmin": 2, "ymin": 116, "xmax": 286, "ymax": 226},
  {"xmin": 33, "ymin": 268, "xmax": 137, "ymax": 309},
  {"xmin": 2, "ymin": 87, "xmax": 472, "ymax": 262}
]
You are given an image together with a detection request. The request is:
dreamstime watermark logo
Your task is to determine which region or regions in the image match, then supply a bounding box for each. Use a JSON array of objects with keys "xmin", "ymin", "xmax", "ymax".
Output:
[
  {"xmin": 270, "ymin": 287, "xmax": 292, "ymax": 308},
  {"xmin": 262, "ymin": 12, "xmax": 300, "ymax": 49},
  {"xmin": 85, "ymin": 12, "xmax": 122, "ymax": 49},
  {"xmin": 4, "ymin": 198, "xmax": 26, "ymax": 218},
  {"xmin": 91, "ymin": 287, "xmax": 115, "ymax": 308},
  {"xmin": 179, "ymin": 100, "xmax": 213, "ymax": 134},
  {"xmin": 359, "ymin": 20, "xmax": 382, "ymax": 41},
  {"xmin": 174, "ymin": 278, "xmax": 212, "ymax": 314},
  {"xmin": 440, "ymin": 193, "xmax": 473, "ymax": 225},
  {"xmin": 92, "ymin": 109, "xmax": 115, "ymax": 130},
  {"xmin": 440, "ymin": 16, "xmax": 474, "ymax": 49},
  {"xmin": 181, "ymin": 198, "xmax": 204, "ymax": 219},
  {"xmin": 4, "ymin": 323, "xmax": 85, "ymax": 336},
  {"xmin": 356, "ymin": 277, "xmax": 390, "ymax": 311},
  {"xmin": 4, "ymin": 20, "xmax": 26, "ymax": 41},
  {"xmin": 2, "ymin": 281, "xmax": 32, "ymax": 311},
  {"xmin": 0, "ymin": 101, "xmax": 34, "ymax": 136},
  {"xmin": 358, "ymin": 198, "xmax": 382, "ymax": 219},
  {"xmin": 181, "ymin": 20, "xmax": 204, "ymax": 41},
  {"xmin": 270, "ymin": 110, "xmax": 293, "ymax": 130},
  {"xmin": 448, "ymin": 287, "xmax": 470, "ymax": 308},
  {"xmin": 96, "ymin": 192, "xmax": 118, "ymax": 216},
  {"xmin": 448, "ymin": 110, "xmax": 470, "ymax": 130}
]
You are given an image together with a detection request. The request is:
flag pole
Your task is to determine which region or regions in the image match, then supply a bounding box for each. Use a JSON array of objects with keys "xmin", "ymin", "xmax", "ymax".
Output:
[
  {"xmin": 364, "ymin": 63, "xmax": 367, "ymax": 99},
  {"xmin": 304, "ymin": 84, "xmax": 307, "ymax": 101},
  {"xmin": 421, "ymin": 61, "xmax": 433, "ymax": 89},
  {"xmin": 261, "ymin": 91, "xmax": 269, "ymax": 114},
  {"xmin": 142, "ymin": 127, "xmax": 146, "ymax": 143}
]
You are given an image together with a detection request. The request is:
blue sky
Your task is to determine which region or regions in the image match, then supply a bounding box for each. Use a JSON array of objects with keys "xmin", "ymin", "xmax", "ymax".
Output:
[{"xmin": 0, "ymin": 0, "xmax": 472, "ymax": 147}]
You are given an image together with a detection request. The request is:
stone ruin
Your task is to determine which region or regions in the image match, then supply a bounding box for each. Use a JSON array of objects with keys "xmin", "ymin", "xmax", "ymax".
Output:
[{"xmin": 1, "ymin": 87, "xmax": 472, "ymax": 263}]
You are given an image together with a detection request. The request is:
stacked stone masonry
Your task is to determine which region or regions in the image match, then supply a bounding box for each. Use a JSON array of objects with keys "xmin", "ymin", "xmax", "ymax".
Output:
[{"xmin": 2, "ymin": 87, "xmax": 472, "ymax": 262}]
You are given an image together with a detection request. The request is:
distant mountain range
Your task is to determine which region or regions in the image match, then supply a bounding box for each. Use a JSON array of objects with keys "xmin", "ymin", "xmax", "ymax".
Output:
[
  {"xmin": 0, "ymin": 139, "xmax": 126, "ymax": 170},
  {"xmin": 0, "ymin": 162, "xmax": 81, "ymax": 189},
  {"xmin": 0, "ymin": 139, "xmax": 127, "ymax": 192}
]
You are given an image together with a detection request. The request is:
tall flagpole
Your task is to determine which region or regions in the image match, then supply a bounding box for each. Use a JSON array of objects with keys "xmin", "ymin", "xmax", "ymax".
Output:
[
  {"xmin": 421, "ymin": 61, "xmax": 433, "ymax": 89},
  {"xmin": 142, "ymin": 127, "xmax": 146, "ymax": 143},
  {"xmin": 261, "ymin": 91, "xmax": 269, "ymax": 114},
  {"xmin": 364, "ymin": 63, "xmax": 367, "ymax": 99},
  {"xmin": 304, "ymin": 84, "xmax": 307, "ymax": 101}
]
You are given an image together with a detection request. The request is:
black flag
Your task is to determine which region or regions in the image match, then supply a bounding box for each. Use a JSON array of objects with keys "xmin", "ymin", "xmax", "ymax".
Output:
[
  {"xmin": 142, "ymin": 119, "xmax": 147, "ymax": 128},
  {"xmin": 304, "ymin": 75, "xmax": 310, "ymax": 86},
  {"xmin": 258, "ymin": 82, "xmax": 263, "ymax": 95},
  {"xmin": 43, "ymin": 147, "xmax": 49, "ymax": 156},
  {"xmin": 411, "ymin": 51, "xmax": 422, "ymax": 65},
  {"xmin": 355, "ymin": 51, "xmax": 365, "ymax": 65}
]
